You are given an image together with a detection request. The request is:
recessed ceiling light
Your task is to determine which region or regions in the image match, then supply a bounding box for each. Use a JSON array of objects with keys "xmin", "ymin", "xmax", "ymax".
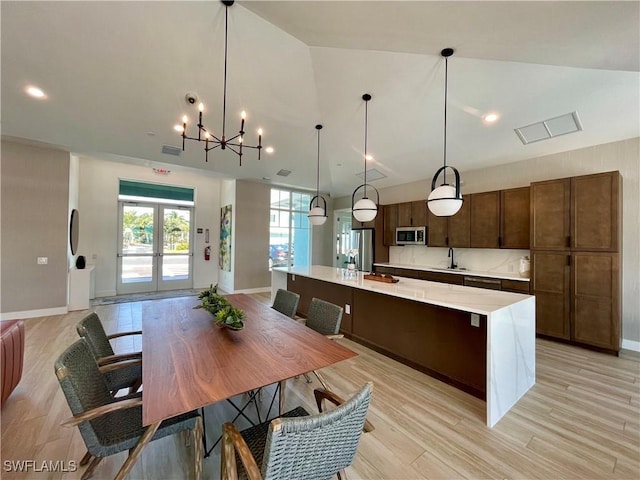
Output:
[
  {"xmin": 174, "ymin": 124, "xmax": 184, "ymax": 132},
  {"xmin": 265, "ymin": 146, "xmax": 274, "ymax": 154},
  {"xmin": 25, "ymin": 86, "xmax": 46, "ymax": 98},
  {"xmin": 483, "ymin": 113, "xmax": 499, "ymax": 123},
  {"xmin": 262, "ymin": 176, "xmax": 271, "ymax": 181},
  {"xmin": 365, "ymin": 154, "xmax": 374, "ymax": 161}
]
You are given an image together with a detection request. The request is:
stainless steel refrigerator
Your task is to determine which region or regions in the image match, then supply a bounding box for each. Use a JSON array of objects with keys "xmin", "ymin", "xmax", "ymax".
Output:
[{"xmin": 351, "ymin": 228, "xmax": 374, "ymax": 272}]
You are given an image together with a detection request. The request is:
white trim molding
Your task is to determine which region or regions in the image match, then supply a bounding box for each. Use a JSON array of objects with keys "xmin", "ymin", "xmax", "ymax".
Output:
[
  {"xmin": 621, "ymin": 339, "xmax": 640, "ymax": 353},
  {"xmin": 1, "ymin": 306, "xmax": 68, "ymax": 321}
]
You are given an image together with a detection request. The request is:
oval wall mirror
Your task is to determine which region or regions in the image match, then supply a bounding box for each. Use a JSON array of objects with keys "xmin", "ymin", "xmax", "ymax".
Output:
[{"xmin": 70, "ymin": 209, "xmax": 79, "ymax": 255}]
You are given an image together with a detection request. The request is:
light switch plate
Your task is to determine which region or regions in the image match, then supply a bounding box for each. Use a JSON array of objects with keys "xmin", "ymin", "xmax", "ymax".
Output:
[
  {"xmin": 345, "ymin": 304, "xmax": 351, "ymax": 315},
  {"xmin": 471, "ymin": 313, "xmax": 480, "ymax": 327},
  {"xmin": 37, "ymin": 256, "xmax": 48, "ymax": 265}
]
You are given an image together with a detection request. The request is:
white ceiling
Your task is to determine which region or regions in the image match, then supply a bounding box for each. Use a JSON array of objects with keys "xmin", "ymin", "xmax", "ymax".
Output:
[{"xmin": 2, "ymin": 1, "xmax": 639, "ymax": 198}]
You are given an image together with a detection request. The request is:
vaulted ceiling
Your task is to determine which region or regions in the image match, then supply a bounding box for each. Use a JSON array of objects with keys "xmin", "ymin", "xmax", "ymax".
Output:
[{"xmin": 2, "ymin": 1, "xmax": 638, "ymax": 198}]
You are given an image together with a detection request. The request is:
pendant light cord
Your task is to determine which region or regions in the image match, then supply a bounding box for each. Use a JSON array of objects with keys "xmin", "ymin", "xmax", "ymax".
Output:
[
  {"xmin": 363, "ymin": 98, "xmax": 368, "ymax": 197},
  {"xmin": 443, "ymin": 54, "xmax": 448, "ymax": 184},
  {"xmin": 222, "ymin": 4, "xmax": 229, "ymax": 138},
  {"xmin": 315, "ymin": 127, "xmax": 321, "ymax": 206}
]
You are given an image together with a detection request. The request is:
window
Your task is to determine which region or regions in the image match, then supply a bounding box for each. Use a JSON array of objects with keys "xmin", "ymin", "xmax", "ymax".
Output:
[{"xmin": 269, "ymin": 188, "xmax": 312, "ymax": 270}]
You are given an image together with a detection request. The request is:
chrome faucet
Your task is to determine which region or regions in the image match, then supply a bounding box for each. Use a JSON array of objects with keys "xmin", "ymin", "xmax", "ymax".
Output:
[{"xmin": 447, "ymin": 247, "xmax": 457, "ymax": 269}]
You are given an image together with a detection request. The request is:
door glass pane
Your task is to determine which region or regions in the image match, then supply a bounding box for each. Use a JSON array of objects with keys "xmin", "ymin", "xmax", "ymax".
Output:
[
  {"xmin": 162, "ymin": 209, "xmax": 190, "ymax": 253},
  {"xmin": 121, "ymin": 256, "xmax": 153, "ymax": 284},
  {"xmin": 161, "ymin": 208, "xmax": 191, "ymax": 282},
  {"xmin": 122, "ymin": 205, "xmax": 154, "ymax": 254},
  {"xmin": 121, "ymin": 205, "xmax": 154, "ymax": 285}
]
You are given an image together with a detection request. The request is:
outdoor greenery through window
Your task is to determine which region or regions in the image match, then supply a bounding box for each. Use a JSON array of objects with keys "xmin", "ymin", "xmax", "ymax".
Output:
[{"xmin": 270, "ymin": 189, "xmax": 312, "ymax": 270}]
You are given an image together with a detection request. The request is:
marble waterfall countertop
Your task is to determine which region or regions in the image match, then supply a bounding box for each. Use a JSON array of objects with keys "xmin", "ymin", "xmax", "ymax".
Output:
[
  {"xmin": 374, "ymin": 262, "xmax": 530, "ymax": 282},
  {"xmin": 273, "ymin": 265, "xmax": 531, "ymax": 316}
]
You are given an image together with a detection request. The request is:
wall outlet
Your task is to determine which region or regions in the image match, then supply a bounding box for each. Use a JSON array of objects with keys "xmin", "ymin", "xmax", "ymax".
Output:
[
  {"xmin": 292, "ymin": 274, "xmax": 295, "ymax": 281},
  {"xmin": 508, "ymin": 264, "xmax": 514, "ymax": 272},
  {"xmin": 91, "ymin": 253, "xmax": 98, "ymax": 260},
  {"xmin": 37, "ymin": 256, "xmax": 48, "ymax": 265},
  {"xmin": 345, "ymin": 304, "xmax": 351, "ymax": 315},
  {"xmin": 471, "ymin": 313, "xmax": 480, "ymax": 327}
]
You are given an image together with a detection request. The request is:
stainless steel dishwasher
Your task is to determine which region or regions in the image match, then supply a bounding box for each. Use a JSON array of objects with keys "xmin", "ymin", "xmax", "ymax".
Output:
[{"xmin": 463, "ymin": 276, "xmax": 502, "ymax": 290}]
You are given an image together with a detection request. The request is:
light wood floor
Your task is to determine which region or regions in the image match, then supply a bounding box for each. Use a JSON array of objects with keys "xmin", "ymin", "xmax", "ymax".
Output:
[{"xmin": 1, "ymin": 293, "xmax": 639, "ymax": 479}]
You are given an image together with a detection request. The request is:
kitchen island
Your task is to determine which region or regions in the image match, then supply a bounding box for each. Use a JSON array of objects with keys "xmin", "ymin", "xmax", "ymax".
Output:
[{"xmin": 272, "ymin": 265, "xmax": 535, "ymax": 427}]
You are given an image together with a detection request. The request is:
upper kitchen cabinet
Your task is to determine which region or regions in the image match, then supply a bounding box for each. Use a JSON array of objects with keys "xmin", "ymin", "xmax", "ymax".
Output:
[
  {"xmin": 397, "ymin": 201, "xmax": 428, "ymax": 227},
  {"xmin": 428, "ymin": 194, "xmax": 470, "ymax": 247},
  {"xmin": 471, "ymin": 188, "xmax": 530, "ymax": 249},
  {"xmin": 500, "ymin": 186, "xmax": 530, "ymax": 249},
  {"xmin": 531, "ymin": 178, "xmax": 571, "ymax": 250},
  {"xmin": 470, "ymin": 191, "xmax": 500, "ymax": 248},
  {"xmin": 571, "ymin": 171, "xmax": 621, "ymax": 252},
  {"xmin": 531, "ymin": 171, "xmax": 621, "ymax": 252},
  {"xmin": 383, "ymin": 204, "xmax": 398, "ymax": 246}
]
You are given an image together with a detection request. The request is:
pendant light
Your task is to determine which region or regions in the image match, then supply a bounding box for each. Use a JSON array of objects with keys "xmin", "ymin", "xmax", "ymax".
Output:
[
  {"xmin": 427, "ymin": 48, "xmax": 463, "ymax": 217},
  {"xmin": 308, "ymin": 124, "xmax": 328, "ymax": 226},
  {"xmin": 352, "ymin": 93, "xmax": 379, "ymax": 223}
]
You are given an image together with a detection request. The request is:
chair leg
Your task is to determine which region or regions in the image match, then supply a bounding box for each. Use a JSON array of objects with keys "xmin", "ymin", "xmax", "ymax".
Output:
[
  {"xmin": 337, "ymin": 468, "xmax": 348, "ymax": 480},
  {"xmin": 193, "ymin": 416, "xmax": 203, "ymax": 480},
  {"xmin": 183, "ymin": 429, "xmax": 191, "ymax": 447},
  {"xmin": 114, "ymin": 422, "xmax": 160, "ymax": 480},
  {"xmin": 128, "ymin": 377, "xmax": 142, "ymax": 395},
  {"xmin": 79, "ymin": 451, "xmax": 92, "ymax": 466},
  {"xmin": 303, "ymin": 373, "xmax": 313, "ymax": 384},
  {"xmin": 81, "ymin": 456, "xmax": 103, "ymax": 480}
]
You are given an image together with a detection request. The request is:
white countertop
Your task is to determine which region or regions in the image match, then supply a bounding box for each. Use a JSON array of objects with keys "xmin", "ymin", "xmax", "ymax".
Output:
[
  {"xmin": 374, "ymin": 262, "xmax": 530, "ymax": 282},
  {"xmin": 273, "ymin": 265, "xmax": 532, "ymax": 316}
]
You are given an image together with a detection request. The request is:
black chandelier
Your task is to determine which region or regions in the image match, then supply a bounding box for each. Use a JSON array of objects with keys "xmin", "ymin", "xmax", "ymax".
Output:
[{"xmin": 177, "ymin": 0, "xmax": 262, "ymax": 165}]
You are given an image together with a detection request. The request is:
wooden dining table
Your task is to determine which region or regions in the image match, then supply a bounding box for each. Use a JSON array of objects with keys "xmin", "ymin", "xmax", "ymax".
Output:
[{"xmin": 141, "ymin": 293, "xmax": 357, "ymax": 428}]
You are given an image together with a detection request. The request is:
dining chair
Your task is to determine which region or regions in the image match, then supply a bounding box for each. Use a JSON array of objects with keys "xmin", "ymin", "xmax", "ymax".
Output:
[
  {"xmin": 221, "ymin": 382, "xmax": 374, "ymax": 480},
  {"xmin": 76, "ymin": 312, "xmax": 142, "ymax": 395},
  {"xmin": 271, "ymin": 289, "xmax": 300, "ymax": 319},
  {"xmin": 55, "ymin": 338, "xmax": 203, "ymax": 480},
  {"xmin": 303, "ymin": 297, "xmax": 344, "ymax": 389}
]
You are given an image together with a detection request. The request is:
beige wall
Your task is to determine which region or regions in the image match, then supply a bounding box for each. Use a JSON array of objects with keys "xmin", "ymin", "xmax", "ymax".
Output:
[
  {"xmin": 333, "ymin": 137, "xmax": 640, "ymax": 346},
  {"xmin": 233, "ymin": 181, "xmax": 271, "ymax": 291},
  {"xmin": 78, "ymin": 156, "xmax": 221, "ymax": 296},
  {"xmin": 1, "ymin": 140, "xmax": 70, "ymax": 314}
]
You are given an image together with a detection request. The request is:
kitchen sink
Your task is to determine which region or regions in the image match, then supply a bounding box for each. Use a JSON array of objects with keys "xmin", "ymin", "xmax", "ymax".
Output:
[{"xmin": 429, "ymin": 267, "xmax": 467, "ymax": 272}]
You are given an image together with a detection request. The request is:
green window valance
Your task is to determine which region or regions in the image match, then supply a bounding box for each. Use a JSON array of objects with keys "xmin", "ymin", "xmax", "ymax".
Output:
[{"xmin": 119, "ymin": 180, "xmax": 194, "ymax": 202}]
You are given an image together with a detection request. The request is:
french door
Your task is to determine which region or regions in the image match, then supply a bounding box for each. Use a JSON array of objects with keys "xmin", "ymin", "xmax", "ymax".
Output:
[{"xmin": 117, "ymin": 202, "xmax": 194, "ymax": 294}]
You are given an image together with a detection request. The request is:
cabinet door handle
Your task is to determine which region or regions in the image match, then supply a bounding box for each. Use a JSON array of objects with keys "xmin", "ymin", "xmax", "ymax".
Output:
[
  {"xmin": 567, "ymin": 255, "xmax": 571, "ymax": 266},
  {"xmin": 566, "ymin": 236, "xmax": 571, "ymax": 248},
  {"xmin": 446, "ymin": 236, "xmax": 449, "ymax": 246},
  {"xmin": 498, "ymin": 236, "xmax": 502, "ymax": 247}
]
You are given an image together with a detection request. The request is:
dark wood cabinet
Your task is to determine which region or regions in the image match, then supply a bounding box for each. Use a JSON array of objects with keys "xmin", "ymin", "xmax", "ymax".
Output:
[
  {"xmin": 530, "ymin": 171, "xmax": 621, "ymax": 353},
  {"xmin": 501, "ymin": 187, "xmax": 530, "ymax": 249},
  {"xmin": 571, "ymin": 171, "xmax": 621, "ymax": 252},
  {"xmin": 571, "ymin": 252, "xmax": 620, "ymax": 351},
  {"xmin": 383, "ymin": 204, "xmax": 398, "ymax": 246},
  {"xmin": 531, "ymin": 251, "xmax": 571, "ymax": 340},
  {"xmin": 470, "ymin": 187, "xmax": 530, "ymax": 249},
  {"xmin": 531, "ymin": 178, "xmax": 571, "ymax": 250},
  {"xmin": 428, "ymin": 195, "xmax": 470, "ymax": 247},
  {"xmin": 447, "ymin": 195, "xmax": 471, "ymax": 247},
  {"xmin": 397, "ymin": 202, "xmax": 412, "ymax": 226},
  {"xmin": 372, "ymin": 211, "xmax": 389, "ymax": 264},
  {"xmin": 397, "ymin": 201, "xmax": 428, "ymax": 227},
  {"xmin": 470, "ymin": 191, "xmax": 500, "ymax": 248},
  {"xmin": 427, "ymin": 212, "xmax": 448, "ymax": 247}
]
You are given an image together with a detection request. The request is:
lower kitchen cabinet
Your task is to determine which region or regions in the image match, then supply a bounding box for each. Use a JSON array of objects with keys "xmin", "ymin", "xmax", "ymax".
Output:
[
  {"xmin": 531, "ymin": 251, "xmax": 621, "ymax": 352},
  {"xmin": 571, "ymin": 252, "xmax": 620, "ymax": 351},
  {"xmin": 531, "ymin": 251, "xmax": 571, "ymax": 340}
]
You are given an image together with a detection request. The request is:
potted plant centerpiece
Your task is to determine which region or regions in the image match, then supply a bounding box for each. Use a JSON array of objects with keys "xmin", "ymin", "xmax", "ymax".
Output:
[{"xmin": 195, "ymin": 284, "xmax": 245, "ymax": 330}]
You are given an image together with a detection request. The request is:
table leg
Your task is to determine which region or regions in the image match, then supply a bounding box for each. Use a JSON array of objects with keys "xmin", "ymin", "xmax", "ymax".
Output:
[{"xmin": 279, "ymin": 380, "xmax": 286, "ymax": 415}]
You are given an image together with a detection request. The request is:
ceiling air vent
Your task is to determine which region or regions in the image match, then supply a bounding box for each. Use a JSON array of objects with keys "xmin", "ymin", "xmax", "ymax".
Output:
[
  {"xmin": 515, "ymin": 111, "xmax": 583, "ymax": 145},
  {"xmin": 162, "ymin": 145, "xmax": 182, "ymax": 156},
  {"xmin": 356, "ymin": 168, "xmax": 386, "ymax": 182},
  {"xmin": 277, "ymin": 169, "xmax": 291, "ymax": 177}
]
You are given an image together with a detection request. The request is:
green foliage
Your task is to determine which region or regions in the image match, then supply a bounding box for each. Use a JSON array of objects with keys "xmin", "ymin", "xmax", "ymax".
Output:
[{"xmin": 196, "ymin": 284, "xmax": 245, "ymax": 330}]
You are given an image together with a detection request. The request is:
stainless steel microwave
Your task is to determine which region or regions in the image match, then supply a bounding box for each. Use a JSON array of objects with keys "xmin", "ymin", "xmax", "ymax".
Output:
[{"xmin": 396, "ymin": 226, "xmax": 426, "ymax": 245}]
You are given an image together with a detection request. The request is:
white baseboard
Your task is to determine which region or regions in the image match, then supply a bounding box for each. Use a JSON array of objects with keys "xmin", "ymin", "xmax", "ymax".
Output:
[
  {"xmin": 1, "ymin": 306, "xmax": 68, "ymax": 321},
  {"xmin": 234, "ymin": 287, "xmax": 271, "ymax": 295},
  {"xmin": 621, "ymin": 339, "xmax": 640, "ymax": 353}
]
